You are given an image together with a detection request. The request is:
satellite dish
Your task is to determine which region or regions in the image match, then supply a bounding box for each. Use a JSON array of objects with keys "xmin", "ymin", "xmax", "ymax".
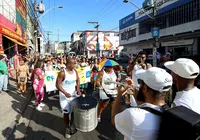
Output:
[{"xmin": 38, "ymin": 2, "xmax": 45, "ymax": 14}]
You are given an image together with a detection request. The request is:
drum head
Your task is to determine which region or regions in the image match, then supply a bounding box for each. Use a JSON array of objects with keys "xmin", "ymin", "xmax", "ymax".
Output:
[{"xmin": 72, "ymin": 96, "xmax": 98, "ymax": 110}]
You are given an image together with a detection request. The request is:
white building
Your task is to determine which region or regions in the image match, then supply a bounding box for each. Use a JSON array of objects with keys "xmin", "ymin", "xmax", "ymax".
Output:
[
  {"xmin": 80, "ymin": 30, "xmax": 122, "ymax": 58},
  {"xmin": 119, "ymin": 0, "xmax": 200, "ymax": 60}
]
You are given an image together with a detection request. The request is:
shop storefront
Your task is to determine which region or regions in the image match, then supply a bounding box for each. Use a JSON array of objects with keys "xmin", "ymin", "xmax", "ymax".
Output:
[
  {"xmin": 161, "ymin": 39, "xmax": 196, "ymax": 60},
  {"xmin": 0, "ymin": 23, "xmax": 28, "ymax": 56},
  {"xmin": 0, "ymin": 13, "xmax": 29, "ymax": 70}
]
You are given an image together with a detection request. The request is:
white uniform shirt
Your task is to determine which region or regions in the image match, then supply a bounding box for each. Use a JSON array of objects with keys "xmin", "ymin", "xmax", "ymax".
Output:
[
  {"xmin": 173, "ymin": 87, "xmax": 200, "ymax": 114},
  {"xmin": 100, "ymin": 70, "xmax": 117, "ymax": 100},
  {"xmin": 130, "ymin": 64, "xmax": 142, "ymax": 106},
  {"xmin": 59, "ymin": 69, "xmax": 77, "ymax": 113},
  {"xmin": 115, "ymin": 103, "xmax": 162, "ymax": 140}
]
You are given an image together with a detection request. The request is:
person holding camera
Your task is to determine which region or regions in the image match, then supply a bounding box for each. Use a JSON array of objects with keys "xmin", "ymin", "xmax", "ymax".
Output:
[{"xmin": 127, "ymin": 51, "xmax": 152, "ymax": 106}]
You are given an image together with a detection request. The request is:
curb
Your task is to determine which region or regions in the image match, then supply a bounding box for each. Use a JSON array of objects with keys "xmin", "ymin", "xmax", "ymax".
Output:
[{"xmin": 4, "ymin": 90, "xmax": 33, "ymax": 140}]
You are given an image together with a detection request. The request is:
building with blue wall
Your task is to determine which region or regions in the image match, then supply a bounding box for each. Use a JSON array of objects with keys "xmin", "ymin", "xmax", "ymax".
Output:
[{"xmin": 119, "ymin": 0, "xmax": 200, "ymax": 60}]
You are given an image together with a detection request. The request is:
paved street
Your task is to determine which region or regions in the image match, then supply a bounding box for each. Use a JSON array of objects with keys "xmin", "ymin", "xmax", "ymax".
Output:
[
  {"xmin": 0, "ymin": 77, "xmax": 32, "ymax": 140},
  {"xmin": 13, "ymin": 83, "xmax": 124, "ymax": 140}
]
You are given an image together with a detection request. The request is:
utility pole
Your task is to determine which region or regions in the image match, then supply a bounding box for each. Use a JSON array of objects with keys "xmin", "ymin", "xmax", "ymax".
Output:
[
  {"xmin": 45, "ymin": 31, "xmax": 52, "ymax": 53},
  {"xmin": 88, "ymin": 21, "xmax": 100, "ymax": 57},
  {"xmin": 124, "ymin": 0, "xmax": 159, "ymax": 66}
]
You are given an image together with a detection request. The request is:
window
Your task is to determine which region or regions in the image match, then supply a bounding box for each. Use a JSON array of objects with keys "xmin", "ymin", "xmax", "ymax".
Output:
[
  {"xmin": 138, "ymin": 0, "xmax": 200, "ymax": 35},
  {"xmin": 0, "ymin": 0, "xmax": 16, "ymax": 23}
]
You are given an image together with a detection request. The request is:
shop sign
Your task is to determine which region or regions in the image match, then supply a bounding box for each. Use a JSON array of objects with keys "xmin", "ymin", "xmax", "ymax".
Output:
[
  {"xmin": 0, "ymin": 25, "xmax": 26, "ymax": 44},
  {"xmin": 121, "ymin": 28, "xmax": 136, "ymax": 41},
  {"xmin": 161, "ymin": 39, "xmax": 194, "ymax": 46}
]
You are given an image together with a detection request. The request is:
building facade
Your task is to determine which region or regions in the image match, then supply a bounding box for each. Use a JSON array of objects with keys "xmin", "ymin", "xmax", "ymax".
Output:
[
  {"xmin": 80, "ymin": 30, "xmax": 121, "ymax": 58},
  {"xmin": 0, "ymin": 0, "xmax": 36, "ymax": 59},
  {"xmin": 119, "ymin": 0, "xmax": 200, "ymax": 60}
]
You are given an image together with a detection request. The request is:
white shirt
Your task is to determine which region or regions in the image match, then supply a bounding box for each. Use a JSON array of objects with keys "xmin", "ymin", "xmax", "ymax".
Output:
[
  {"xmin": 130, "ymin": 64, "xmax": 142, "ymax": 106},
  {"xmin": 173, "ymin": 87, "xmax": 200, "ymax": 114},
  {"xmin": 132, "ymin": 64, "xmax": 142, "ymax": 88},
  {"xmin": 100, "ymin": 70, "xmax": 117, "ymax": 100},
  {"xmin": 115, "ymin": 103, "xmax": 162, "ymax": 140},
  {"xmin": 60, "ymin": 69, "xmax": 77, "ymax": 96}
]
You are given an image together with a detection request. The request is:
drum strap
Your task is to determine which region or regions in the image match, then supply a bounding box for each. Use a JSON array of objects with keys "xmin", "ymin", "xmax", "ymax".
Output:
[{"xmin": 101, "ymin": 86, "xmax": 113, "ymax": 98}]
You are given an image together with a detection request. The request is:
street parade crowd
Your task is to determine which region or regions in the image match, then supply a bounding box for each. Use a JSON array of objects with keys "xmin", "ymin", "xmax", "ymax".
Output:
[{"xmin": 0, "ymin": 51, "xmax": 200, "ymax": 140}]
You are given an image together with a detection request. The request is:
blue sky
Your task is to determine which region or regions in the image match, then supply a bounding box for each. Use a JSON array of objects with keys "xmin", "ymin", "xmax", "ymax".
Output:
[{"xmin": 38, "ymin": 0, "xmax": 143, "ymax": 42}]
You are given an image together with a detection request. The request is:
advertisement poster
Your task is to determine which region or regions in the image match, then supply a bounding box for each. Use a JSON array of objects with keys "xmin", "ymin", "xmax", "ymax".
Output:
[{"xmin": 76, "ymin": 66, "xmax": 91, "ymax": 85}]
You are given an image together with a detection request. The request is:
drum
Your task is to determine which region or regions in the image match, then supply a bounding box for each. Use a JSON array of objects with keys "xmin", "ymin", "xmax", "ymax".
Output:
[{"xmin": 71, "ymin": 96, "xmax": 98, "ymax": 132}]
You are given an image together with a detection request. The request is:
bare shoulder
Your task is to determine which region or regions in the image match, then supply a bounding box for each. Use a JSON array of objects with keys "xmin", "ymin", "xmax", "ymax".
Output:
[{"xmin": 58, "ymin": 69, "xmax": 65, "ymax": 78}]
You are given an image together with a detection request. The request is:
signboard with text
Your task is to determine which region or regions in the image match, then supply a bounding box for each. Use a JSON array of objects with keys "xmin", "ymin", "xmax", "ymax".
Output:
[{"xmin": 0, "ymin": 25, "xmax": 26, "ymax": 44}]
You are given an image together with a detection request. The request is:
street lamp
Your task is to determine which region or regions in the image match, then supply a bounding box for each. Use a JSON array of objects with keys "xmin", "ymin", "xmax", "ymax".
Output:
[
  {"xmin": 34, "ymin": 4, "xmax": 63, "ymax": 53},
  {"xmin": 123, "ymin": 0, "xmax": 158, "ymax": 66},
  {"xmin": 88, "ymin": 21, "xmax": 100, "ymax": 57},
  {"xmin": 123, "ymin": 0, "xmax": 154, "ymax": 20},
  {"xmin": 37, "ymin": 6, "xmax": 63, "ymax": 20}
]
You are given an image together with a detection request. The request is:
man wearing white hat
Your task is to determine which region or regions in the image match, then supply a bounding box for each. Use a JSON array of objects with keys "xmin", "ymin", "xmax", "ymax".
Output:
[
  {"xmin": 165, "ymin": 58, "xmax": 200, "ymax": 114},
  {"xmin": 112, "ymin": 67, "xmax": 173, "ymax": 140}
]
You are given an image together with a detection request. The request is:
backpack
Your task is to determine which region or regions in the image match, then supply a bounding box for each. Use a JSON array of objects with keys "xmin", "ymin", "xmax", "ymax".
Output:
[{"xmin": 142, "ymin": 105, "xmax": 200, "ymax": 140}]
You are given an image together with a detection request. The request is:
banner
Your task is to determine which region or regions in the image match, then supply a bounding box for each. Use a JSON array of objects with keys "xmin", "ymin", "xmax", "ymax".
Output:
[
  {"xmin": 45, "ymin": 70, "xmax": 57, "ymax": 92},
  {"xmin": 45, "ymin": 66, "xmax": 91, "ymax": 91},
  {"xmin": 76, "ymin": 66, "xmax": 91, "ymax": 85}
]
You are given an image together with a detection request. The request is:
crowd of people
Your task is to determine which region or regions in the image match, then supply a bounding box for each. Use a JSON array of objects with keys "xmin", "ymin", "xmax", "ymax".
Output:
[{"xmin": 0, "ymin": 51, "xmax": 200, "ymax": 139}]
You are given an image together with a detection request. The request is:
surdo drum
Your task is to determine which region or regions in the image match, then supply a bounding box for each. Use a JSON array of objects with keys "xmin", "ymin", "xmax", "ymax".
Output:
[{"xmin": 71, "ymin": 95, "xmax": 98, "ymax": 132}]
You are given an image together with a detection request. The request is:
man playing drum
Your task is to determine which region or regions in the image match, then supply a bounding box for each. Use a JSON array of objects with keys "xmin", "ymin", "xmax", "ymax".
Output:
[{"xmin": 56, "ymin": 57, "xmax": 81, "ymax": 138}]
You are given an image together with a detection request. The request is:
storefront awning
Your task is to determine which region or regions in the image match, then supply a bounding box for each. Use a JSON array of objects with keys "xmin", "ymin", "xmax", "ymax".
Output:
[{"xmin": 3, "ymin": 35, "xmax": 32, "ymax": 49}]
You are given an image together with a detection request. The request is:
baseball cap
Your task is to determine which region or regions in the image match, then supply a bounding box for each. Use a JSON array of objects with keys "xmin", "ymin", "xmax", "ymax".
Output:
[
  {"xmin": 164, "ymin": 58, "xmax": 200, "ymax": 79},
  {"xmin": 135, "ymin": 67, "xmax": 173, "ymax": 92}
]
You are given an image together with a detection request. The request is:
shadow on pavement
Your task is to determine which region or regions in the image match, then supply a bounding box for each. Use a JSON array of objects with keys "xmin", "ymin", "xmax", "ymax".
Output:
[{"xmin": 11, "ymin": 82, "xmax": 124, "ymax": 140}]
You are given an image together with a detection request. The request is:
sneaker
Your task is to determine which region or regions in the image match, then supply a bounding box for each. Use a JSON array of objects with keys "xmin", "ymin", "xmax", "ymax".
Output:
[
  {"xmin": 65, "ymin": 128, "xmax": 71, "ymax": 138},
  {"xmin": 70, "ymin": 125, "xmax": 77, "ymax": 134},
  {"xmin": 36, "ymin": 106, "xmax": 42, "ymax": 111},
  {"xmin": 98, "ymin": 117, "xmax": 101, "ymax": 122},
  {"xmin": 39, "ymin": 103, "xmax": 45, "ymax": 107}
]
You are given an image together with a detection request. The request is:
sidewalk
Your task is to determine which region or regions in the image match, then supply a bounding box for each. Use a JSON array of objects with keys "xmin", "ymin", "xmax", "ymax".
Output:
[{"xmin": 0, "ymin": 77, "xmax": 32, "ymax": 140}]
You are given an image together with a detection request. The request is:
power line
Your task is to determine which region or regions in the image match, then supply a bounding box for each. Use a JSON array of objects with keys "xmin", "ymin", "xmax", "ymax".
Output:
[
  {"xmin": 108, "ymin": 26, "xmax": 120, "ymax": 31},
  {"xmin": 52, "ymin": 0, "xmax": 55, "ymax": 29},
  {"xmin": 98, "ymin": 3, "xmax": 123, "ymax": 20},
  {"xmin": 93, "ymin": 0, "xmax": 116, "ymax": 19},
  {"xmin": 95, "ymin": 0, "xmax": 119, "ymax": 20},
  {"xmin": 48, "ymin": 0, "xmax": 51, "ymax": 31}
]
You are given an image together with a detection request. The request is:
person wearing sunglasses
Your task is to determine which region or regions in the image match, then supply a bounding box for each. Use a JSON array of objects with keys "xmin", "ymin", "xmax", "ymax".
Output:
[{"xmin": 127, "ymin": 51, "xmax": 152, "ymax": 107}]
